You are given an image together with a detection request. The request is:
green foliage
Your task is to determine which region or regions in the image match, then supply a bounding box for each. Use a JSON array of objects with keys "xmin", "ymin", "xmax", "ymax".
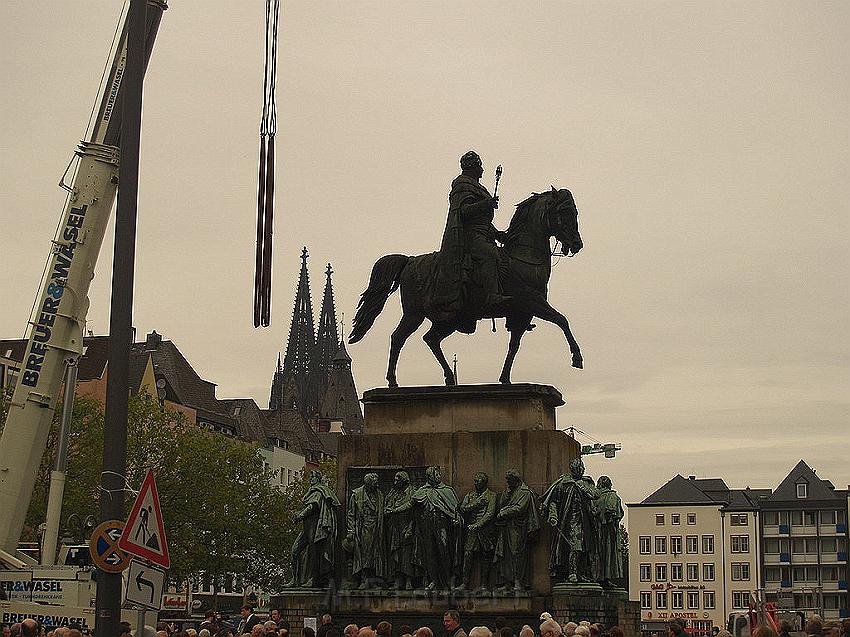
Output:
[{"xmin": 3, "ymin": 390, "xmax": 314, "ymax": 591}]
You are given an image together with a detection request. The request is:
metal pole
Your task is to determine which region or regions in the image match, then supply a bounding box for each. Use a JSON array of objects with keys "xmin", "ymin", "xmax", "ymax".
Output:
[
  {"xmin": 95, "ymin": 0, "xmax": 145, "ymax": 634},
  {"xmin": 137, "ymin": 609, "xmax": 147, "ymax": 637},
  {"xmin": 41, "ymin": 363, "xmax": 78, "ymax": 565}
]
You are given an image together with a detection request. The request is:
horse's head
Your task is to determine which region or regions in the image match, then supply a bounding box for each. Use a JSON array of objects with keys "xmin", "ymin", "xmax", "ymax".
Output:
[{"xmin": 547, "ymin": 186, "xmax": 583, "ymax": 256}]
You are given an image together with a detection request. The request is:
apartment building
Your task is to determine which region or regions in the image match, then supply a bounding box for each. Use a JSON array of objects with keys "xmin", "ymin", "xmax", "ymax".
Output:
[
  {"xmin": 628, "ymin": 475, "xmax": 766, "ymax": 635},
  {"xmin": 760, "ymin": 460, "xmax": 848, "ymax": 621},
  {"xmin": 629, "ymin": 462, "xmax": 849, "ymax": 636}
]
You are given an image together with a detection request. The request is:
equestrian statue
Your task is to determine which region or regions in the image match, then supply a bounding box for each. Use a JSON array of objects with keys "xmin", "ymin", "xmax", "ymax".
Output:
[{"xmin": 348, "ymin": 150, "xmax": 584, "ymax": 387}]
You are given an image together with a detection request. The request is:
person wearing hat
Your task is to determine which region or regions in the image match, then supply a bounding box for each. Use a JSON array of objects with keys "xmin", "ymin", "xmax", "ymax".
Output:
[{"xmin": 433, "ymin": 150, "xmax": 509, "ymax": 326}]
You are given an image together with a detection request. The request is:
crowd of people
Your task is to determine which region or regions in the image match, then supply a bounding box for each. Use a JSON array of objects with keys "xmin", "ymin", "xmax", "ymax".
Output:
[{"xmin": 3, "ymin": 607, "xmax": 850, "ymax": 637}]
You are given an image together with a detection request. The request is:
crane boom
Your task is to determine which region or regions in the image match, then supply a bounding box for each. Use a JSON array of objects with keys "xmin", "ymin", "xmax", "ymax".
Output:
[{"xmin": 0, "ymin": 0, "xmax": 167, "ymax": 555}]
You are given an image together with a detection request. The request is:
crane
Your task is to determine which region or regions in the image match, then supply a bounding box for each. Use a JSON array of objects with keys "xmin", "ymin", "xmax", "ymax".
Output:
[{"xmin": 0, "ymin": 0, "xmax": 167, "ymax": 565}]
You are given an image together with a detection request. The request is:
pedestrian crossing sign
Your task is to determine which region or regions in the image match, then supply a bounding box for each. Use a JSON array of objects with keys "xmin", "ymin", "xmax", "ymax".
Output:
[{"xmin": 119, "ymin": 468, "xmax": 170, "ymax": 568}]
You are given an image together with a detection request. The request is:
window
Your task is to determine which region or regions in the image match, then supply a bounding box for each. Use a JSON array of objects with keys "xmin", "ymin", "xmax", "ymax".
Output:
[
  {"xmin": 672, "ymin": 591, "xmax": 684, "ymax": 610},
  {"xmin": 703, "ymin": 563, "xmax": 715, "ymax": 581},
  {"xmin": 656, "ymin": 591, "xmax": 668, "ymax": 610},
  {"xmin": 796, "ymin": 482, "xmax": 807, "ymax": 499},
  {"xmin": 672, "ymin": 513, "xmax": 681, "ymax": 525},
  {"xmin": 671, "ymin": 563, "xmax": 683, "ymax": 581},
  {"xmin": 732, "ymin": 591, "xmax": 750, "ymax": 609},
  {"xmin": 791, "ymin": 511, "xmax": 803, "ymax": 525},
  {"xmin": 731, "ymin": 513, "xmax": 748, "ymax": 526},
  {"xmin": 656, "ymin": 536, "xmax": 667, "ymax": 554},
  {"xmin": 765, "ymin": 566, "xmax": 781, "ymax": 581},
  {"xmin": 671, "ymin": 536, "xmax": 683, "ymax": 555},
  {"xmin": 639, "ymin": 536, "xmax": 651, "ymax": 554},
  {"xmin": 764, "ymin": 538, "xmax": 780, "ymax": 554},
  {"xmin": 656, "ymin": 564, "xmax": 667, "ymax": 582},
  {"xmin": 731, "ymin": 535, "xmax": 750, "ymax": 553},
  {"xmin": 821, "ymin": 538, "xmax": 837, "ymax": 553},
  {"xmin": 656, "ymin": 513, "xmax": 665, "ymax": 525},
  {"xmin": 640, "ymin": 592, "xmax": 652, "ymax": 610},
  {"xmin": 822, "ymin": 566, "xmax": 839, "ymax": 582},
  {"xmin": 687, "ymin": 563, "xmax": 700, "ymax": 581},
  {"xmin": 731, "ymin": 563, "xmax": 751, "ymax": 581},
  {"xmin": 764, "ymin": 511, "xmax": 780, "ymax": 525},
  {"xmin": 686, "ymin": 535, "xmax": 699, "ymax": 554},
  {"xmin": 640, "ymin": 564, "xmax": 652, "ymax": 581},
  {"xmin": 687, "ymin": 513, "xmax": 697, "ymax": 525},
  {"xmin": 687, "ymin": 591, "xmax": 700, "ymax": 609},
  {"xmin": 704, "ymin": 591, "xmax": 716, "ymax": 609},
  {"xmin": 804, "ymin": 511, "xmax": 817, "ymax": 526},
  {"xmin": 702, "ymin": 535, "xmax": 715, "ymax": 554}
]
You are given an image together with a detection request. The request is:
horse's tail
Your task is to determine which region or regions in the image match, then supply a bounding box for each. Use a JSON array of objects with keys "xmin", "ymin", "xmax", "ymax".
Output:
[{"xmin": 349, "ymin": 254, "xmax": 411, "ymax": 344}]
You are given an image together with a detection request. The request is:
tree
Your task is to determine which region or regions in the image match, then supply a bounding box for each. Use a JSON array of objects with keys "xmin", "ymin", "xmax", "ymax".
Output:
[{"xmin": 2, "ymin": 390, "xmax": 310, "ymax": 594}]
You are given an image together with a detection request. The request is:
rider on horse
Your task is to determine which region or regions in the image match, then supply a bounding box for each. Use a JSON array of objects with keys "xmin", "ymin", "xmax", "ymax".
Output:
[{"xmin": 432, "ymin": 150, "xmax": 510, "ymax": 331}]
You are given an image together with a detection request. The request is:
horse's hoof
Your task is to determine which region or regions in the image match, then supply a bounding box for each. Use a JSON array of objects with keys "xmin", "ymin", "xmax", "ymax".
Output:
[{"xmin": 572, "ymin": 357, "xmax": 583, "ymax": 369}]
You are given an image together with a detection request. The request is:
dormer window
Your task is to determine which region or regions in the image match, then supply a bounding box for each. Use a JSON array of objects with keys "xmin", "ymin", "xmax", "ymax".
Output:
[{"xmin": 796, "ymin": 482, "xmax": 807, "ymax": 499}]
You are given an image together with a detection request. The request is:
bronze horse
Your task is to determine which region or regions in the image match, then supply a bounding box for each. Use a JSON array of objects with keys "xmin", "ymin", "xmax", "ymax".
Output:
[{"xmin": 349, "ymin": 187, "xmax": 584, "ymax": 387}]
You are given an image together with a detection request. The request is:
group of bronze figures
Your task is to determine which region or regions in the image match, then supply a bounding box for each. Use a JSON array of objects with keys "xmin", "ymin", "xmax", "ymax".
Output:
[{"xmin": 286, "ymin": 459, "xmax": 624, "ymax": 593}]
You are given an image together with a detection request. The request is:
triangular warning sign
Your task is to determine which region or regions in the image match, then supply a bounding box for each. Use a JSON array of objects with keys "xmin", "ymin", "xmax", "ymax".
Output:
[{"xmin": 119, "ymin": 468, "xmax": 170, "ymax": 568}]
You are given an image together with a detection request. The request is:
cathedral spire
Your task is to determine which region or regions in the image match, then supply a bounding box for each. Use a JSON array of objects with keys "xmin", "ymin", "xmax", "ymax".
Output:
[
  {"xmin": 314, "ymin": 263, "xmax": 340, "ymax": 401},
  {"xmin": 271, "ymin": 247, "xmax": 317, "ymax": 418}
]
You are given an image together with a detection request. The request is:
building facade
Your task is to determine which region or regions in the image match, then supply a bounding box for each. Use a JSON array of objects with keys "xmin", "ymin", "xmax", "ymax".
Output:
[
  {"xmin": 629, "ymin": 463, "xmax": 849, "ymax": 635},
  {"xmin": 628, "ymin": 475, "xmax": 763, "ymax": 635},
  {"xmin": 759, "ymin": 461, "xmax": 848, "ymax": 621}
]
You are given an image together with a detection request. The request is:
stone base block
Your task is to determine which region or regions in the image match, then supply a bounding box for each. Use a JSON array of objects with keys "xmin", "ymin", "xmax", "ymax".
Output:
[{"xmin": 361, "ymin": 384, "xmax": 564, "ymax": 434}]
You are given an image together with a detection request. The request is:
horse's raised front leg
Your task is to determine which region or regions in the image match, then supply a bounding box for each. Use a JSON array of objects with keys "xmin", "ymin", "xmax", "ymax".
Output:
[
  {"xmin": 531, "ymin": 300, "xmax": 583, "ymax": 369},
  {"xmin": 499, "ymin": 313, "xmax": 532, "ymax": 384},
  {"xmin": 423, "ymin": 321, "xmax": 457, "ymax": 386},
  {"xmin": 387, "ymin": 312, "xmax": 425, "ymax": 387}
]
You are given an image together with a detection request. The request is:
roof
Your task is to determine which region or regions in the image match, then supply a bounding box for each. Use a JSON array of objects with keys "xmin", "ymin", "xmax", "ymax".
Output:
[
  {"xmin": 261, "ymin": 407, "xmax": 323, "ymax": 456},
  {"xmin": 0, "ymin": 335, "xmax": 111, "ymax": 382},
  {"xmin": 220, "ymin": 398, "xmax": 269, "ymax": 445},
  {"xmin": 764, "ymin": 459, "xmax": 843, "ymax": 503},
  {"xmin": 640, "ymin": 475, "xmax": 717, "ymax": 505}
]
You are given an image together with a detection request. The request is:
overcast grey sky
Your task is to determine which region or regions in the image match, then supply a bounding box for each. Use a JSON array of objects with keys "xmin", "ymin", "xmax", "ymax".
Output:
[{"xmin": 1, "ymin": 1, "xmax": 847, "ymax": 505}]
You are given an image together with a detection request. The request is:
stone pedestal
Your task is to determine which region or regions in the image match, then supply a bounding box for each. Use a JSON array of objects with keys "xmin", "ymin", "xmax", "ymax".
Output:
[
  {"xmin": 277, "ymin": 384, "xmax": 639, "ymax": 635},
  {"xmin": 339, "ymin": 384, "xmax": 578, "ymax": 600}
]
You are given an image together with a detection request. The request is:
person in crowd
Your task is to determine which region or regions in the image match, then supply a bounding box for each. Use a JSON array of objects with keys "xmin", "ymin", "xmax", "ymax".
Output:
[
  {"xmin": 519, "ymin": 625, "xmax": 534, "ymax": 637},
  {"xmin": 807, "ymin": 619, "xmax": 825, "ymax": 637},
  {"xmin": 237, "ymin": 606, "xmax": 261, "ymax": 635},
  {"xmin": 376, "ymin": 623, "xmax": 391, "ymax": 637},
  {"xmin": 574, "ymin": 627, "xmax": 590, "ymax": 637},
  {"xmin": 841, "ymin": 619, "xmax": 850, "ymax": 637},
  {"xmin": 343, "ymin": 626, "xmax": 358, "ymax": 637},
  {"xmin": 563, "ymin": 624, "xmax": 577, "ymax": 637},
  {"xmin": 199, "ymin": 630, "xmax": 211, "ymax": 637},
  {"xmin": 589, "ymin": 625, "xmax": 600, "ymax": 637},
  {"xmin": 399, "ymin": 627, "xmax": 412, "ymax": 637},
  {"xmin": 215, "ymin": 628, "xmax": 233, "ymax": 637},
  {"xmin": 278, "ymin": 622, "xmax": 291, "ymax": 637},
  {"xmin": 444, "ymin": 611, "xmax": 467, "ymax": 637},
  {"xmin": 668, "ymin": 622, "xmax": 688, "ymax": 637},
  {"xmin": 608, "ymin": 627, "xmax": 623, "ymax": 637},
  {"xmin": 269, "ymin": 612, "xmax": 282, "ymax": 627},
  {"xmin": 318, "ymin": 616, "xmax": 336, "ymax": 637},
  {"xmin": 470, "ymin": 629, "xmax": 493, "ymax": 637},
  {"xmin": 499, "ymin": 628, "xmax": 513, "ymax": 637},
  {"xmin": 303, "ymin": 628, "xmax": 315, "ymax": 637},
  {"xmin": 357, "ymin": 628, "xmax": 374, "ymax": 637},
  {"xmin": 753, "ymin": 625, "xmax": 778, "ymax": 637},
  {"xmin": 264, "ymin": 623, "xmax": 278, "ymax": 636},
  {"xmin": 539, "ymin": 620, "xmax": 560, "ymax": 637},
  {"xmin": 414, "ymin": 629, "xmax": 433, "ymax": 637}
]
